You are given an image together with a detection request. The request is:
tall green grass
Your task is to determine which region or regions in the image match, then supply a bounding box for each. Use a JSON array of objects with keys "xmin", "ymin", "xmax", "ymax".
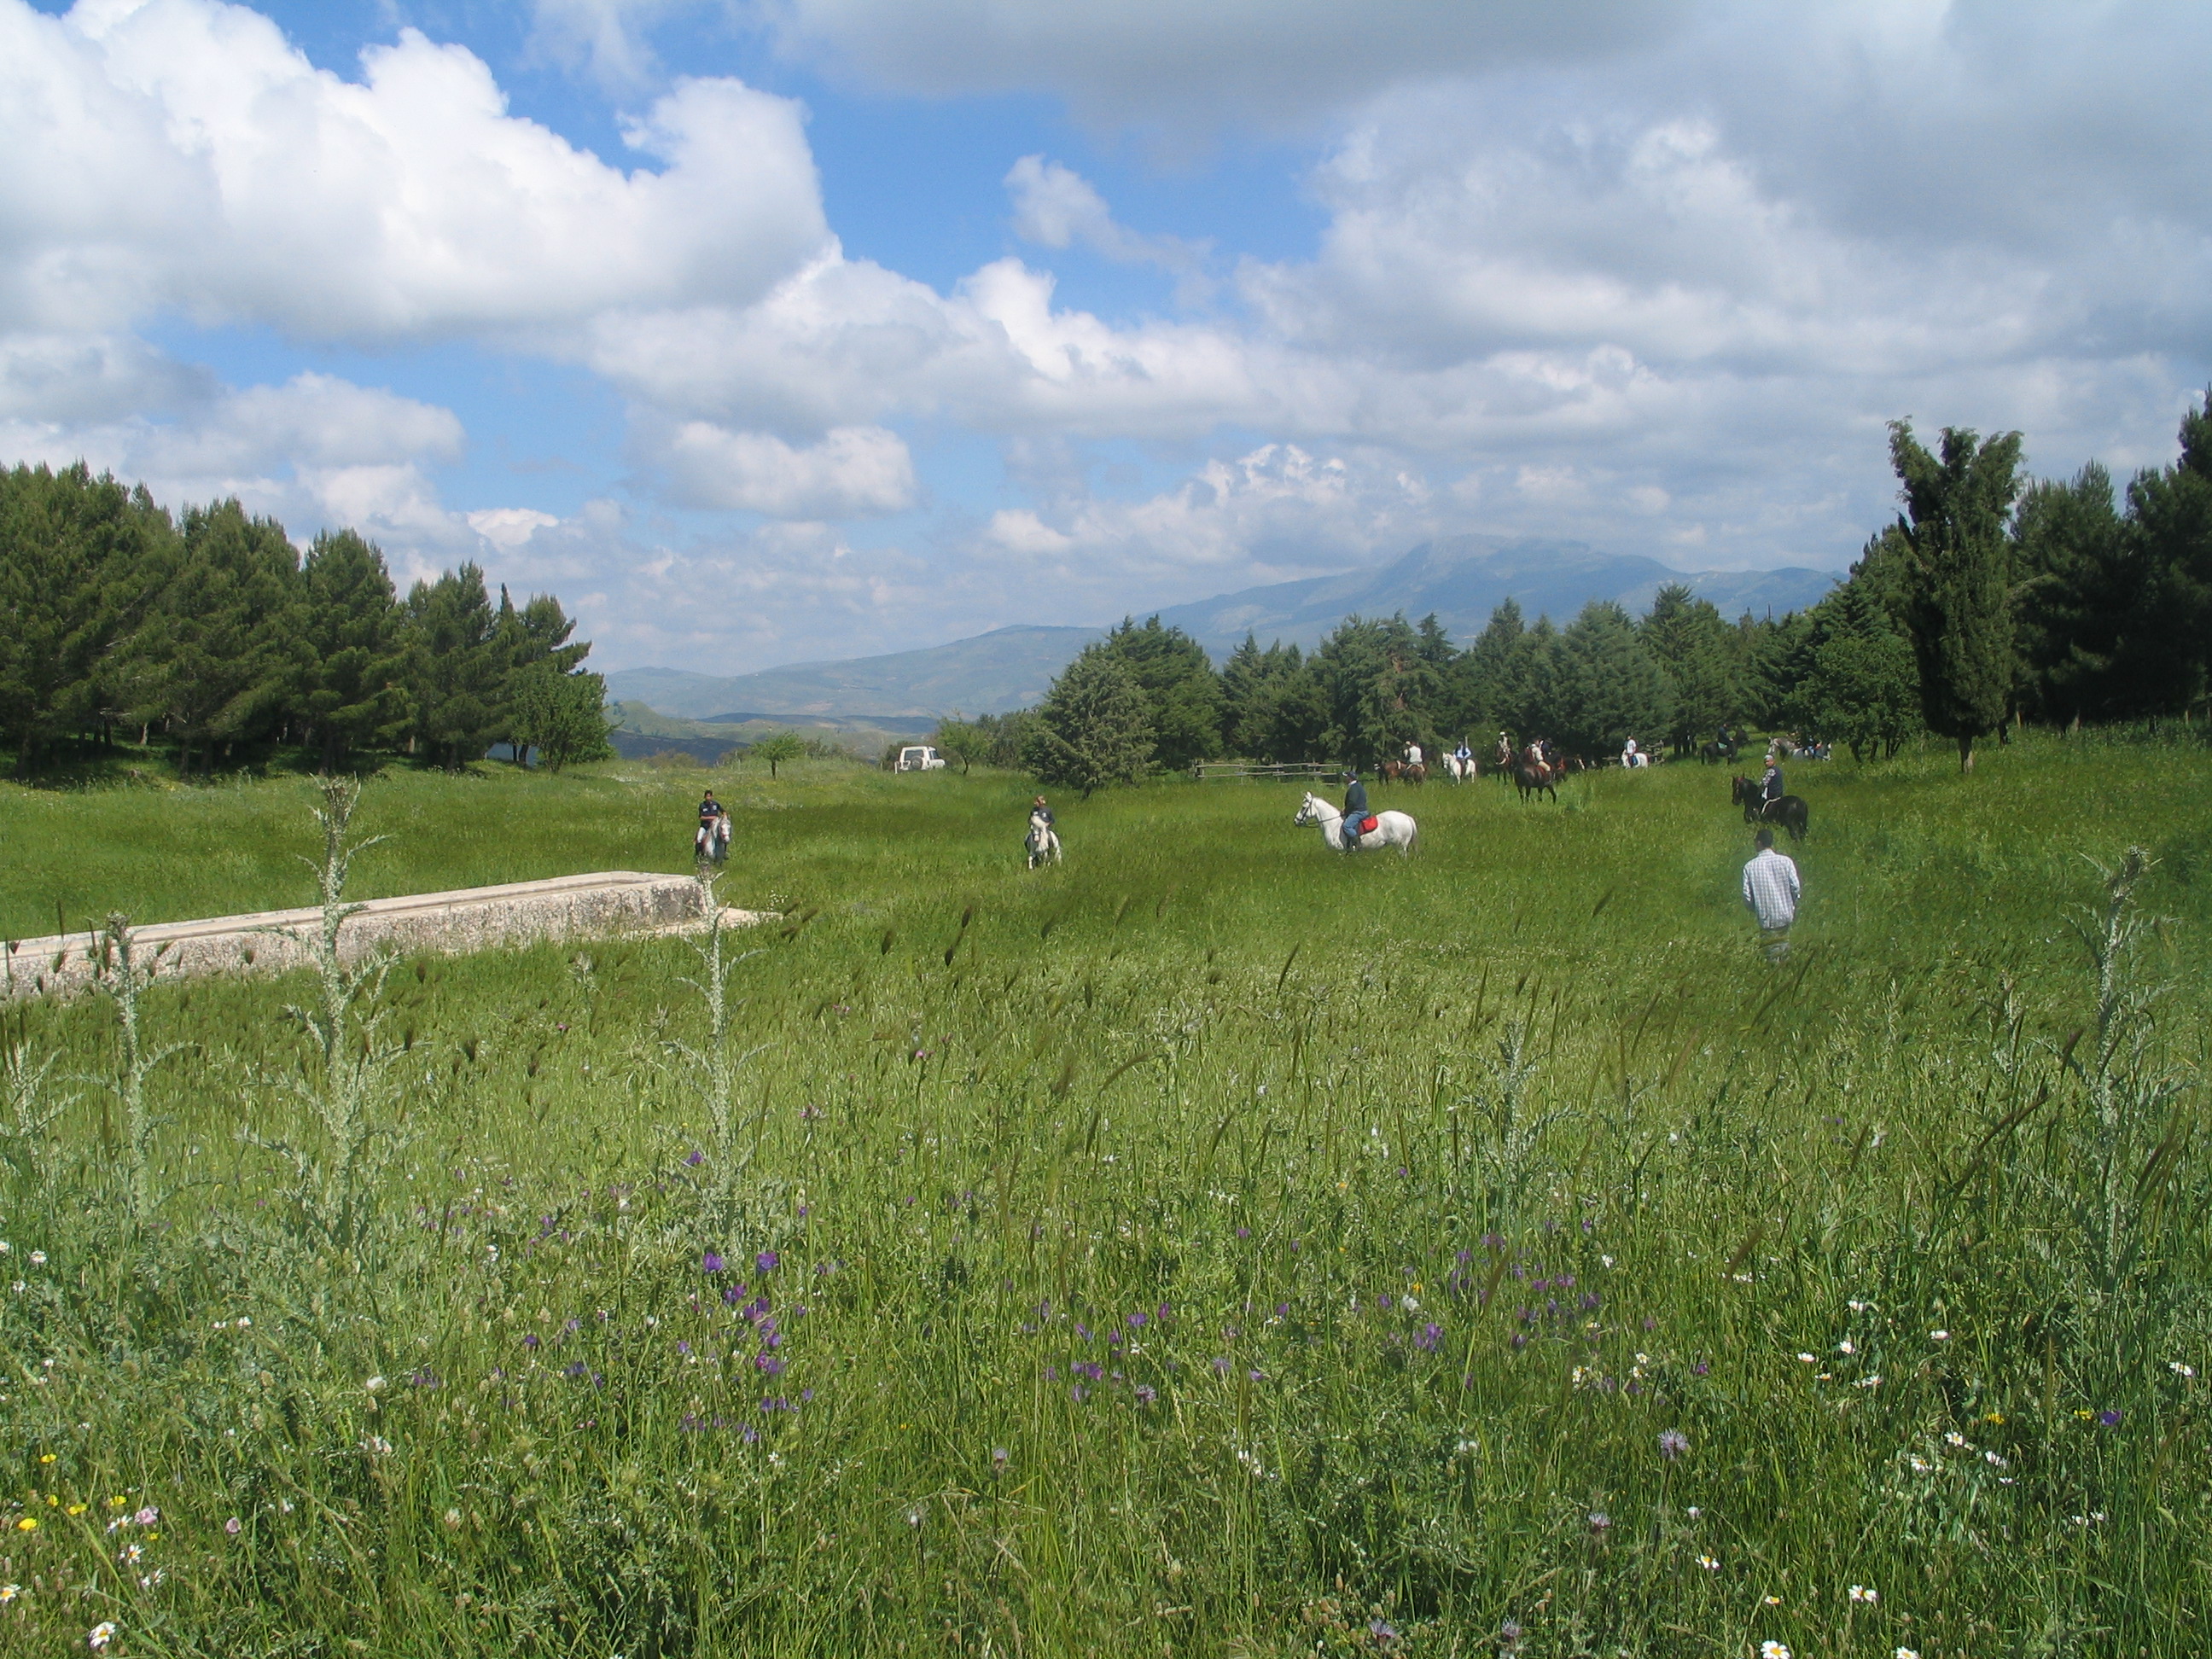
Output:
[{"xmin": 0, "ymin": 734, "xmax": 2207, "ymax": 1656}]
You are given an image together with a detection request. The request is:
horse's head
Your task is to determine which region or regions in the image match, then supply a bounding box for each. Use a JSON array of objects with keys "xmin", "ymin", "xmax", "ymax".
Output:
[
  {"xmin": 1730, "ymin": 775, "xmax": 1749, "ymax": 804},
  {"xmin": 1293, "ymin": 793, "xmax": 1320, "ymax": 826}
]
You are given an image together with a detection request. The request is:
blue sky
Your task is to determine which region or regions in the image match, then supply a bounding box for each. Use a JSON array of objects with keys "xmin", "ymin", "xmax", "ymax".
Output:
[{"xmin": 4, "ymin": 0, "xmax": 2209, "ymax": 671}]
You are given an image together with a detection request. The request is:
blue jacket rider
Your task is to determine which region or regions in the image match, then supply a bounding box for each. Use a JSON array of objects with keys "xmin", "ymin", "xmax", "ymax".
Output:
[
  {"xmin": 1761, "ymin": 760, "xmax": 1784, "ymax": 803},
  {"xmin": 1341, "ymin": 769, "xmax": 1369, "ymax": 849}
]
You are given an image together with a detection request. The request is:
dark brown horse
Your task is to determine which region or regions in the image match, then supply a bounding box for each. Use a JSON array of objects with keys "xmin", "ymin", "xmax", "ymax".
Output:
[
  {"xmin": 1514, "ymin": 759, "xmax": 1557, "ymax": 803},
  {"xmin": 1732, "ymin": 775, "xmax": 1809, "ymax": 841}
]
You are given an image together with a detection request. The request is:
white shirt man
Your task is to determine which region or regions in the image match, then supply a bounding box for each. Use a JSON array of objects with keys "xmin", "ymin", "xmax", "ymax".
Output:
[
  {"xmin": 1405, "ymin": 742, "xmax": 1423, "ymax": 767},
  {"xmin": 1742, "ymin": 829, "xmax": 1802, "ymax": 959}
]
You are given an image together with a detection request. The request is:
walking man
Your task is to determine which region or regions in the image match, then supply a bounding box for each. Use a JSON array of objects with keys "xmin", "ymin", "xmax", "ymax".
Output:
[{"xmin": 1742, "ymin": 827, "xmax": 1801, "ymax": 960}]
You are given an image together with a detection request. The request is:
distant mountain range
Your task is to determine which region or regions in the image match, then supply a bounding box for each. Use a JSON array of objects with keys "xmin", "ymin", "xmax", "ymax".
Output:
[{"xmin": 603, "ymin": 536, "xmax": 1838, "ymax": 720}]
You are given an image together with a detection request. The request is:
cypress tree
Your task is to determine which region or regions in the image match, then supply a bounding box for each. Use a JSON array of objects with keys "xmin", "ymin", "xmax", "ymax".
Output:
[
  {"xmin": 300, "ymin": 529, "xmax": 410, "ymax": 771},
  {"xmin": 129, "ymin": 498, "xmax": 306, "ymax": 777},
  {"xmin": 1099, "ymin": 615, "xmax": 1221, "ymax": 770},
  {"xmin": 1888, "ymin": 420, "xmax": 2025, "ymax": 771},
  {"xmin": 1023, "ymin": 646, "xmax": 1155, "ymax": 796},
  {"xmin": 405, "ymin": 564, "xmax": 505, "ymax": 770},
  {"xmin": 1555, "ymin": 599, "xmax": 1673, "ymax": 757}
]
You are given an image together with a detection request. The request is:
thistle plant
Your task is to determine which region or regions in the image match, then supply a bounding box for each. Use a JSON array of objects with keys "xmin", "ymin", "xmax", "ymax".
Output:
[
  {"xmin": 669, "ymin": 870, "xmax": 765, "ymax": 1225},
  {"xmin": 92, "ymin": 914, "xmax": 187, "ymax": 1231},
  {"xmin": 2058, "ymin": 847, "xmax": 2193, "ymax": 1361},
  {"xmin": 244, "ymin": 776, "xmax": 403, "ymax": 1262},
  {"xmin": 0, "ymin": 1033, "xmax": 76, "ymax": 1192}
]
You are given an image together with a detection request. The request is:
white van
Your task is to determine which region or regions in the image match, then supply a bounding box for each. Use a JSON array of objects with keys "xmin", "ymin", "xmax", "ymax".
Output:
[{"xmin": 896, "ymin": 745, "xmax": 948, "ymax": 772}]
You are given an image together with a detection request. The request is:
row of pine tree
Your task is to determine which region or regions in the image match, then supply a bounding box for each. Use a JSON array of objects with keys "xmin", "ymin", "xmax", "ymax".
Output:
[
  {"xmin": 0, "ymin": 463, "xmax": 612, "ymax": 777},
  {"xmin": 999, "ymin": 399, "xmax": 2212, "ymax": 790}
]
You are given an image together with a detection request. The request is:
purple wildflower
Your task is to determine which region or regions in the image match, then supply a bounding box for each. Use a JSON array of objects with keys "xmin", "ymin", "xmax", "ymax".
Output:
[
  {"xmin": 522, "ymin": 1333, "xmax": 539, "ymax": 1349},
  {"xmin": 684, "ymin": 1150, "xmax": 704, "ymax": 1167},
  {"xmin": 756, "ymin": 1355, "xmax": 784, "ymax": 1375},
  {"xmin": 757, "ymin": 1250, "xmax": 779, "ymax": 1272},
  {"xmin": 1371, "ymin": 1616, "xmax": 1400, "ymax": 1643},
  {"xmin": 1213, "ymin": 1356, "xmax": 1231, "ymax": 1374},
  {"xmin": 676, "ymin": 1341, "xmax": 691, "ymax": 1356},
  {"xmin": 1127, "ymin": 1311, "xmax": 1147, "ymax": 1329},
  {"xmin": 1415, "ymin": 1323, "xmax": 1444, "ymax": 1352},
  {"xmin": 702, "ymin": 1250, "xmax": 726, "ymax": 1274},
  {"xmin": 2099, "ymin": 1409, "xmax": 2123, "ymax": 1426},
  {"xmin": 1136, "ymin": 1383, "xmax": 1158, "ymax": 1406},
  {"xmin": 1658, "ymin": 1429, "xmax": 1689, "ymax": 1459},
  {"xmin": 1588, "ymin": 1511, "xmax": 1612, "ymax": 1534}
]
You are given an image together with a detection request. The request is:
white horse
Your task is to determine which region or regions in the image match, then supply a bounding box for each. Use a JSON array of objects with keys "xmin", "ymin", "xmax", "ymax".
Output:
[
  {"xmin": 695, "ymin": 812, "xmax": 731, "ymax": 864},
  {"xmin": 1295, "ymin": 792, "xmax": 1417, "ymax": 857},
  {"xmin": 1443, "ymin": 753, "xmax": 1476, "ymax": 783},
  {"xmin": 1025, "ymin": 810, "xmax": 1062, "ymax": 869}
]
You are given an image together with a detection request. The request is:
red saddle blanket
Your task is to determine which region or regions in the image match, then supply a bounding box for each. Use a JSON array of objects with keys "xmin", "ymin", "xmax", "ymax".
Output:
[{"xmin": 1359, "ymin": 814, "xmax": 1380, "ymax": 834}]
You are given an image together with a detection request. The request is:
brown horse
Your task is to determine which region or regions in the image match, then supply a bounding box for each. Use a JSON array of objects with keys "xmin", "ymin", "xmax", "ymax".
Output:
[
  {"xmin": 1732, "ymin": 775, "xmax": 1809, "ymax": 841},
  {"xmin": 1514, "ymin": 759, "xmax": 1557, "ymax": 803},
  {"xmin": 1380, "ymin": 759, "xmax": 1402, "ymax": 784}
]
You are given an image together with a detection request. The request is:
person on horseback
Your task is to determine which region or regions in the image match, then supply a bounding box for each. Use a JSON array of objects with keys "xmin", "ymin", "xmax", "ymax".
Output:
[
  {"xmin": 1341, "ymin": 769, "xmax": 1369, "ymax": 850},
  {"xmin": 696, "ymin": 789, "xmax": 728, "ymax": 863},
  {"xmin": 1030, "ymin": 795, "xmax": 1055, "ymax": 835},
  {"xmin": 1453, "ymin": 736, "xmax": 1473, "ymax": 775},
  {"xmin": 1761, "ymin": 754, "xmax": 1784, "ymax": 806}
]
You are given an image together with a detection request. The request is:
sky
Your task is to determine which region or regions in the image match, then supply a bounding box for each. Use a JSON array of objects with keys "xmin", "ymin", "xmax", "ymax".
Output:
[{"xmin": 3, "ymin": 0, "xmax": 2208, "ymax": 673}]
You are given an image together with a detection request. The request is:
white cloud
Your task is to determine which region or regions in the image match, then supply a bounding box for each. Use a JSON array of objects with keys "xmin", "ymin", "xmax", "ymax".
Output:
[
  {"xmin": 0, "ymin": 0, "xmax": 829, "ymax": 336},
  {"xmin": 468, "ymin": 506, "xmax": 562, "ymax": 550},
  {"xmin": 1004, "ymin": 156, "xmax": 1205, "ymax": 277},
  {"xmin": 763, "ymin": 0, "xmax": 1688, "ymax": 131},
  {"xmin": 660, "ymin": 422, "xmax": 917, "ymax": 517}
]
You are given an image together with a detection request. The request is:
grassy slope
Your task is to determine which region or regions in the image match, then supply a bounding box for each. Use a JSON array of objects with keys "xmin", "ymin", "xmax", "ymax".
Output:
[{"xmin": 0, "ymin": 734, "xmax": 2207, "ymax": 1656}]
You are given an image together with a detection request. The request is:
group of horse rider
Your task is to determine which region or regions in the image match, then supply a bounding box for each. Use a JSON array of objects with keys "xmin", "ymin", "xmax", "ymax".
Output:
[{"xmin": 695, "ymin": 734, "xmax": 1793, "ymax": 864}]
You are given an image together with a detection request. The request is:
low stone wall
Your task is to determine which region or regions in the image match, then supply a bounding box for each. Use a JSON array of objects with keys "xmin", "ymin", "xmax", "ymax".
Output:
[{"xmin": 2, "ymin": 871, "xmax": 764, "ymax": 1003}]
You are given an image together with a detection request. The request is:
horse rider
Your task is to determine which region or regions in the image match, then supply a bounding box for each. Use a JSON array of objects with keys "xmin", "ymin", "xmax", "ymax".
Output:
[
  {"xmin": 1340, "ymin": 769, "xmax": 1369, "ymax": 850},
  {"xmin": 1453, "ymin": 736, "xmax": 1474, "ymax": 776},
  {"xmin": 696, "ymin": 789, "xmax": 728, "ymax": 861},
  {"xmin": 1761, "ymin": 753, "xmax": 1784, "ymax": 806},
  {"xmin": 1621, "ymin": 736, "xmax": 1639, "ymax": 768},
  {"xmin": 1404, "ymin": 739, "xmax": 1423, "ymax": 771},
  {"xmin": 1029, "ymin": 794, "xmax": 1055, "ymax": 836}
]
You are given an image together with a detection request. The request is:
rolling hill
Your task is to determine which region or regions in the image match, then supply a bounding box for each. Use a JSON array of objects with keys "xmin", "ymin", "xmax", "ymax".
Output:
[{"xmin": 603, "ymin": 538, "xmax": 1839, "ymax": 719}]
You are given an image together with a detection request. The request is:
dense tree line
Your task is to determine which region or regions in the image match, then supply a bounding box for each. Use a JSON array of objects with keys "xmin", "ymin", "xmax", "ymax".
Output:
[
  {"xmin": 0, "ymin": 462, "xmax": 612, "ymax": 776},
  {"xmin": 1007, "ymin": 397, "xmax": 2212, "ymax": 788}
]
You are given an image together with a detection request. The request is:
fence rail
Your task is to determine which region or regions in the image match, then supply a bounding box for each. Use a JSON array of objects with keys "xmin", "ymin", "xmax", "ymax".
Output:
[{"xmin": 1190, "ymin": 761, "xmax": 1339, "ymax": 781}]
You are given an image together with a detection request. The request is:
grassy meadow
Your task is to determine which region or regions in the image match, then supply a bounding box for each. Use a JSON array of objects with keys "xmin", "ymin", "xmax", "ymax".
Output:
[{"xmin": 0, "ymin": 735, "xmax": 2208, "ymax": 1656}]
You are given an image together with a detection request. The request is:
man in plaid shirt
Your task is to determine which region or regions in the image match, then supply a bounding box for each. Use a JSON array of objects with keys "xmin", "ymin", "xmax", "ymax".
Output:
[{"xmin": 1742, "ymin": 827, "xmax": 1801, "ymax": 960}]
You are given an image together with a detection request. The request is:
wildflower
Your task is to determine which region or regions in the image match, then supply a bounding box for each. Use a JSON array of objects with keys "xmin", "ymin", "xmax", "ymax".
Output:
[
  {"xmin": 1657, "ymin": 1429, "xmax": 1689, "ymax": 1460},
  {"xmin": 364, "ymin": 1376, "xmax": 386, "ymax": 1394},
  {"xmin": 1897, "ymin": 1650, "xmax": 1922, "ymax": 1659},
  {"xmin": 1797, "ymin": 1353, "xmax": 1815, "ymax": 1363},
  {"xmin": 1761, "ymin": 1644, "xmax": 1791, "ymax": 1659},
  {"xmin": 2173, "ymin": 1362, "xmax": 2197, "ymax": 1378},
  {"xmin": 1587, "ymin": 1511, "xmax": 1611, "ymax": 1534},
  {"xmin": 1136, "ymin": 1383, "xmax": 1158, "ymax": 1406},
  {"xmin": 1943, "ymin": 1431, "xmax": 1968, "ymax": 1447},
  {"xmin": 1837, "ymin": 1340, "xmax": 1854, "ymax": 1354},
  {"xmin": 120, "ymin": 1544, "xmax": 143, "ymax": 1566},
  {"xmin": 1849, "ymin": 1584, "xmax": 1877, "ymax": 1603},
  {"xmin": 1930, "ymin": 1330, "xmax": 1949, "ymax": 1341},
  {"xmin": 1697, "ymin": 1554, "xmax": 1719, "ymax": 1569},
  {"xmin": 1370, "ymin": 1616, "xmax": 1400, "ymax": 1643},
  {"xmin": 0, "ymin": 1583, "xmax": 18, "ymax": 1602},
  {"xmin": 1762, "ymin": 1595, "xmax": 1781, "ymax": 1606},
  {"xmin": 1212, "ymin": 1356, "xmax": 1231, "ymax": 1374},
  {"xmin": 702, "ymin": 1250, "xmax": 725, "ymax": 1274},
  {"xmin": 684, "ymin": 1150, "xmax": 704, "ymax": 1167},
  {"xmin": 991, "ymin": 1447, "xmax": 1009, "ymax": 1472},
  {"xmin": 1414, "ymin": 1323, "xmax": 1444, "ymax": 1352},
  {"xmin": 15, "ymin": 1517, "xmax": 35, "ymax": 1532},
  {"xmin": 28, "ymin": 1251, "xmax": 44, "ymax": 1266},
  {"xmin": 224, "ymin": 1516, "xmax": 242, "ymax": 1536},
  {"xmin": 89, "ymin": 1622, "xmax": 119, "ymax": 1651},
  {"xmin": 757, "ymin": 1250, "xmax": 779, "ymax": 1272},
  {"xmin": 1907, "ymin": 1455, "xmax": 1932, "ymax": 1473},
  {"xmin": 2098, "ymin": 1409, "xmax": 2122, "ymax": 1427},
  {"xmin": 1983, "ymin": 1449, "xmax": 2006, "ymax": 1467}
]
